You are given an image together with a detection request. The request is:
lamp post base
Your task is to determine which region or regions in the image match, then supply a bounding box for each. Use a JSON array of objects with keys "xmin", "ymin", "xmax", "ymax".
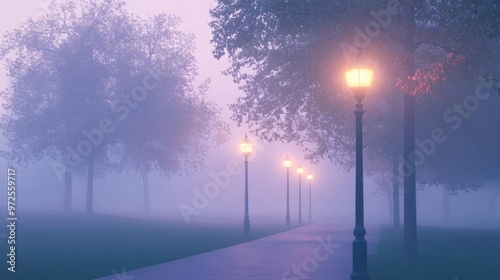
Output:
[
  {"xmin": 351, "ymin": 229, "xmax": 370, "ymax": 280},
  {"xmin": 286, "ymin": 214, "xmax": 290, "ymax": 227}
]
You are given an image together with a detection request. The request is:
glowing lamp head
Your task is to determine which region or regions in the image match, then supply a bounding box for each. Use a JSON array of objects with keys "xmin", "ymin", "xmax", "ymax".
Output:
[
  {"xmin": 345, "ymin": 48, "xmax": 373, "ymax": 89},
  {"xmin": 297, "ymin": 164, "xmax": 304, "ymax": 175},
  {"xmin": 283, "ymin": 155, "xmax": 292, "ymax": 169},
  {"xmin": 345, "ymin": 68, "xmax": 373, "ymax": 88},
  {"xmin": 239, "ymin": 134, "xmax": 252, "ymax": 157},
  {"xmin": 307, "ymin": 174, "xmax": 313, "ymax": 180}
]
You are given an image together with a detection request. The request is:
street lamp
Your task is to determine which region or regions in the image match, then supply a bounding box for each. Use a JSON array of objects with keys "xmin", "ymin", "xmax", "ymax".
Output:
[
  {"xmin": 283, "ymin": 155, "xmax": 292, "ymax": 226},
  {"xmin": 307, "ymin": 174, "xmax": 313, "ymax": 223},
  {"xmin": 240, "ymin": 134, "xmax": 253, "ymax": 235},
  {"xmin": 345, "ymin": 49, "xmax": 373, "ymax": 280},
  {"xmin": 297, "ymin": 164, "xmax": 304, "ymax": 224}
]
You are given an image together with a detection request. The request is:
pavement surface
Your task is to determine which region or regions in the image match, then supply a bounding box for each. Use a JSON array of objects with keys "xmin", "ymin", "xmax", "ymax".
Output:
[{"xmin": 95, "ymin": 223, "xmax": 380, "ymax": 280}]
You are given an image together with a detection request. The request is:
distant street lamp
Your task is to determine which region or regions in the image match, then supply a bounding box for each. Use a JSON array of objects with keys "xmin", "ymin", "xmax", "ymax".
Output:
[
  {"xmin": 307, "ymin": 174, "xmax": 313, "ymax": 223},
  {"xmin": 297, "ymin": 164, "xmax": 304, "ymax": 224},
  {"xmin": 283, "ymin": 155, "xmax": 292, "ymax": 226},
  {"xmin": 240, "ymin": 134, "xmax": 253, "ymax": 235},
  {"xmin": 345, "ymin": 49, "xmax": 373, "ymax": 280}
]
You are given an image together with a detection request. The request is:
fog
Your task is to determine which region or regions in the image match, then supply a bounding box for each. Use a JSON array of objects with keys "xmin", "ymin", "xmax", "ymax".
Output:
[
  {"xmin": 1, "ymin": 147, "xmax": 498, "ymax": 228},
  {"xmin": 0, "ymin": 1, "xmax": 499, "ymax": 279},
  {"xmin": 0, "ymin": 0, "xmax": 498, "ymax": 230}
]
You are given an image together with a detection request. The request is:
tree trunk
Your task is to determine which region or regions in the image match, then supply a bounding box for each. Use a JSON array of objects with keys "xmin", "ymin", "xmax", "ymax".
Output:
[
  {"xmin": 86, "ymin": 154, "xmax": 95, "ymax": 214},
  {"xmin": 401, "ymin": 16, "xmax": 419, "ymax": 257},
  {"xmin": 403, "ymin": 89, "xmax": 418, "ymax": 260},
  {"xmin": 443, "ymin": 187, "xmax": 450, "ymax": 222},
  {"xmin": 143, "ymin": 172, "xmax": 150, "ymax": 213},
  {"xmin": 399, "ymin": 2, "xmax": 419, "ymax": 260},
  {"xmin": 64, "ymin": 169, "xmax": 72, "ymax": 212}
]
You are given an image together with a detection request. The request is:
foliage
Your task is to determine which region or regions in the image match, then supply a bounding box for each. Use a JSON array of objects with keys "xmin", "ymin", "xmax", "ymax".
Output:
[
  {"xmin": 210, "ymin": 0, "xmax": 499, "ymax": 167},
  {"xmin": 0, "ymin": 0, "xmax": 228, "ymax": 179},
  {"xmin": 416, "ymin": 71, "xmax": 500, "ymax": 192}
]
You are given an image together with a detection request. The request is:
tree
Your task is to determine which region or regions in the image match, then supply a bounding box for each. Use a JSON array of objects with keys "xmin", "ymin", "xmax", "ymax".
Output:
[
  {"xmin": 96, "ymin": 12, "xmax": 229, "ymax": 213},
  {"xmin": 0, "ymin": 0, "xmax": 228, "ymax": 214},
  {"xmin": 115, "ymin": 75, "xmax": 229, "ymax": 212},
  {"xmin": 416, "ymin": 70, "xmax": 500, "ymax": 218},
  {"xmin": 368, "ymin": 159, "xmax": 402, "ymax": 224},
  {"xmin": 364, "ymin": 86, "xmax": 404, "ymax": 228},
  {"xmin": 1, "ymin": 0, "xmax": 128, "ymax": 212},
  {"xmin": 210, "ymin": 0, "xmax": 500, "ymax": 259}
]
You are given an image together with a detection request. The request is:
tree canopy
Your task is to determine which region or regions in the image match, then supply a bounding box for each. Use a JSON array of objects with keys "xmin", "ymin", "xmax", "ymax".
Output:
[
  {"xmin": 210, "ymin": 0, "xmax": 498, "ymax": 165},
  {"xmin": 417, "ymin": 71, "xmax": 500, "ymax": 192},
  {"xmin": 0, "ymin": 0, "xmax": 229, "ymax": 212}
]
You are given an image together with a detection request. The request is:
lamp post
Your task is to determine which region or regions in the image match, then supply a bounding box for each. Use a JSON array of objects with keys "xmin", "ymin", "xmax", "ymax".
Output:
[
  {"xmin": 297, "ymin": 164, "xmax": 304, "ymax": 224},
  {"xmin": 240, "ymin": 134, "xmax": 253, "ymax": 235},
  {"xmin": 307, "ymin": 174, "xmax": 313, "ymax": 223},
  {"xmin": 345, "ymin": 49, "xmax": 373, "ymax": 280},
  {"xmin": 283, "ymin": 155, "xmax": 292, "ymax": 226}
]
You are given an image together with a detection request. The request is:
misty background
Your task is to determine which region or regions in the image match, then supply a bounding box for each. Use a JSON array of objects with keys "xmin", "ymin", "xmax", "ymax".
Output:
[{"xmin": 0, "ymin": 0, "xmax": 497, "ymax": 229}]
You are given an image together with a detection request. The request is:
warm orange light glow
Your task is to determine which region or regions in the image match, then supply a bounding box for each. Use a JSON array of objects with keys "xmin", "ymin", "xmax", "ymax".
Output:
[
  {"xmin": 345, "ymin": 68, "xmax": 373, "ymax": 88},
  {"xmin": 283, "ymin": 155, "xmax": 292, "ymax": 168},
  {"xmin": 297, "ymin": 164, "xmax": 304, "ymax": 175},
  {"xmin": 240, "ymin": 134, "xmax": 252, "ymax": 156},
  {"xmin": 307, "ymin": 174, "xmax": 313, "ymax": 180}
]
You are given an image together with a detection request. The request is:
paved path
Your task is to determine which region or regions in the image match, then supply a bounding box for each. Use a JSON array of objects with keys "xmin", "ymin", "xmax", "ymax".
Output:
[{"xmin": 95, "ymin": 224, "xmax": 379, "ymax": 280}]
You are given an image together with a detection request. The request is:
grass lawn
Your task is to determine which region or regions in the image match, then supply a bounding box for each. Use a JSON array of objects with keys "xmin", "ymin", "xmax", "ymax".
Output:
[
  {"xmin": 369, "ymin": 226, "xmax": 500, "ymax": 280},
  {"xmin": 0, "ymin": 211, "xmax": 295, "ymax": 280}
]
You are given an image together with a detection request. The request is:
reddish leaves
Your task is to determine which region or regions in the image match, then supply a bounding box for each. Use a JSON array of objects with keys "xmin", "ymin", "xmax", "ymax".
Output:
[{"xmin": 397, "ymin": 53, "xmax": 467, "ymax": 96}]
